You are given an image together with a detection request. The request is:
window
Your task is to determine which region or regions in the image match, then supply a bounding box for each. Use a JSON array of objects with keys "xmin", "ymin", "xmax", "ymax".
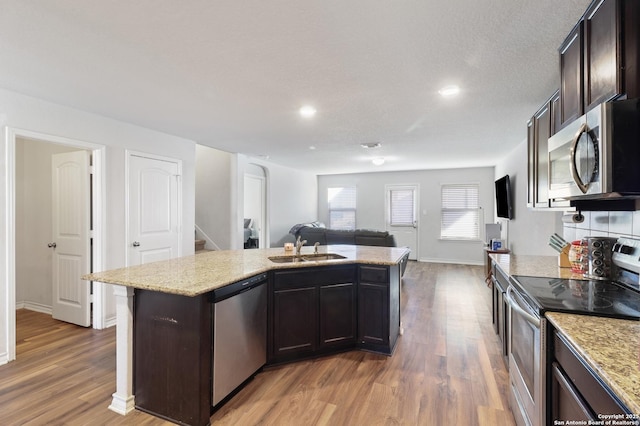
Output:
[
  {"xmin": 328, "ymin": 187, "xmax": 356, "ymax": 230},
  {"xmin": 389, "ymin": 187, "xmax": 416, "ymax": 226},
  {"xmin": 440, "ymin": 183, "xmax": 481, "ymax": 240}
]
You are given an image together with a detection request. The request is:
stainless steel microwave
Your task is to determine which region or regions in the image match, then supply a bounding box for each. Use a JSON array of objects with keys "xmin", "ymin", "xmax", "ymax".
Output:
[{"xmin": 548, "ymin": 98, "xmax": 640, "ymax": 201}]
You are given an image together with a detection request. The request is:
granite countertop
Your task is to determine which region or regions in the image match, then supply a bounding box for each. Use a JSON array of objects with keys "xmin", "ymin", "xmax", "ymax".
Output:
[
  {"xmin": 490, "ymin": 253, "xmax": 585, "ymax": 280},
  {"xmin": 546, "ymin": 312, "xmax": 640, "ymax": 414},
  {"xmin": 83, "ymin": 245, "xmax": 410, "ymax": 296}
]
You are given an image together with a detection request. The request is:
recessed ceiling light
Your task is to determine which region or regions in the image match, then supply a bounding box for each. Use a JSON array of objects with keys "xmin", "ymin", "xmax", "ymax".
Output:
[
  {"xmin": 299, "ymin": 105, "xmax": 317, "ymax": 118},
  {"xmin": 372, "ymin": 157, "xmax": 385, "ymax": 166},
  {"xmin": 360, "ymin": 142, "xmax": 382, "ymax": 149},
  {"xmin": 438, "ymin": 85, "xmax": 460, "ymax": 97},
  {"xmin": 309, "ymin": 145, "xmax": 316, "ymax": 150}
]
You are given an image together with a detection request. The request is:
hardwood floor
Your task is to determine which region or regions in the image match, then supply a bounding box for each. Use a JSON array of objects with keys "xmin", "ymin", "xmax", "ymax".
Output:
[{"xmin": 0, "ymin": 262, "xmax": 515, "ymax": 425}]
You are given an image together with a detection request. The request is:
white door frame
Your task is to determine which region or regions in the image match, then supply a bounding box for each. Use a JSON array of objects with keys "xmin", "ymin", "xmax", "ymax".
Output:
[
  {"xmin": 3, "ymin": 127, "xmax": 106, "ymax": 363},
  {"xmin": 125, "ymin": 150, "xmax": 182, "ymax": 267},
  {"xmin": 243, "ymin": 173, "xmax": 267, "ymax": 248}
]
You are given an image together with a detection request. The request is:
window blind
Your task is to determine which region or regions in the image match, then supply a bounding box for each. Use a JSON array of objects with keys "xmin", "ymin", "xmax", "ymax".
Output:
[
  {"xmin": 389, "ymin": 189, "xmax": 415, "ymax": 226},
  {"xmin": 440, "ymin": 184, "xmax": 480, "ymax": 240},
  {"xmin": 328, "ymin": 186, "xmax": 356, "ymax": 230}
]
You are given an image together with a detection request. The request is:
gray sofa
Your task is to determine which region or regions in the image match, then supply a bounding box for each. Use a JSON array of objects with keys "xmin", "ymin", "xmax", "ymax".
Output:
[{"xmin": 293, "ymin": 226, "xmax": 397, "ymax": 247}]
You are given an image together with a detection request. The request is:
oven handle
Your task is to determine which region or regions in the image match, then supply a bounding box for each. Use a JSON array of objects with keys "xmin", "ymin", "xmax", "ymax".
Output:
[
  {"xmin": 569, "ymin": 122, "xmax": 590, "ymax": 194},
  {"xmin": 506, "ymin": 285, "xmax": 541, "ymax": 327}
]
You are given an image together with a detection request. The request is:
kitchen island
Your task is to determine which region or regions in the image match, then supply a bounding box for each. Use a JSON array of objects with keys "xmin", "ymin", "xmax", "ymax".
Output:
[{"xmin": 84, "ymin": 245, "xmax": 410, "ymax": 426}]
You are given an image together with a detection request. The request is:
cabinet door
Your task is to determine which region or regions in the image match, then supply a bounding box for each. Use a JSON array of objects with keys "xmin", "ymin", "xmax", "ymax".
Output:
[
  {"xmin": 550, "ymin": 90, "xmax": 561, "ymax": 136},
  {"xmin": 551, "ymin": 362, "xmax": 595, "ymax": 422},
  {"xmin": 560, "ymin": 24, "xmax": 584, "ymax": 127},
  {"xmin": 273, "ymin": 287, "xmax": 318, "ymax": 357},
  {"xmin": 526, "ymin": 118, "xmax": 536, "ymax": 208},
  {"xmin": 319, "ymin": 282, "xmax": 356, "ymax": 348},
  {"xmin": 584, "ymin": 0, "xmax": 621, "ymax": 110},
  {"xmin": 358, "ymin": 282, "xmax": 389, "ymax": 346},
  {"xmin": 534, "ymin": 103, "xmax": 551, "ymax": 208}
]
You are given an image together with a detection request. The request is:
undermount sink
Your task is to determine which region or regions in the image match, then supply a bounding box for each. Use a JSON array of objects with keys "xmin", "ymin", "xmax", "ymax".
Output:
[
  {"xmin": 301, "ymin": 253, "xmax": 347, "ymax": 261},
  {"xmin": 267, "ymin": 255, "xmax": 307, "ymax": 263},
  {"xmin": 268, "ymin": 253, "xmax": 347, "ymax": 263}
]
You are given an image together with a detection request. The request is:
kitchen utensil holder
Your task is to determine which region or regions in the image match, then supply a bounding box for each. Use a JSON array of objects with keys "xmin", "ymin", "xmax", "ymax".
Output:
[{"xmin": 558, "ymin": 245, "xmax": 571, "ymax": 268}]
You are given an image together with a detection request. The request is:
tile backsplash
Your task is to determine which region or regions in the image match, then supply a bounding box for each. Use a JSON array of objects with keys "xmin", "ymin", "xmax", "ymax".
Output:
[{"xmin": 563, "ymin": 210, "xmax": 640, "ymax": 243}]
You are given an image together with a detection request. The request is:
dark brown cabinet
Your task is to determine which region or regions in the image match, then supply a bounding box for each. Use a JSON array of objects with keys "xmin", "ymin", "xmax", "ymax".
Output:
[
  {"xmin": 270, "ymin": 265, "xmax": 356, "ymax": 363},
  {"xmin": 550, "ymin": 330, "xmax": 628, "ymax": 424},
  {"xmin": 535, "ymin": 100, "xmax": 551, "ymax": 209},
  {"xmin": 134, "ymin": 290, "xmax": 212, "ymax": 426},
  {"xmin": 491, "ymin": 263, "xmax": 509, "ymax": 364},
  {"xmin": 273, "ymin": 286, "xmax": 318, "ymax": 358},
  {"xmin": 358, "ymin": 282, "xmax": 388, "ymax": 346},
  {"xmin": 584, "ymin": 0, "xmax": 622, "ymax": 109},
  {"xmin": 527, "ymin": 91, "xmax": 565, "ymax": 209},
  {"xmin": 560, "ymin": 24, "xmax": 584, "ymax": 128},
  {"xmin": 357, "ymin": 265, "xmax": 401, "ymax": 354},
  {"xmin": 526, "ymin": 117, "xmax": 536, "ymax": 208},
  {"xmin": 319, "ymin": 282, "xmax": 356, "ymax": 348},
  {"xmin": 559, "ymin": 0, "xmax": 640, "ymax": 130}
]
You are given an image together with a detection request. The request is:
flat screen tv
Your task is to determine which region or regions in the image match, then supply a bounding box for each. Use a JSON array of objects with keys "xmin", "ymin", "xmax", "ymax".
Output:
[{"xmin": 495, "ymin": 175, "xmax": 514, "ymax": 219}]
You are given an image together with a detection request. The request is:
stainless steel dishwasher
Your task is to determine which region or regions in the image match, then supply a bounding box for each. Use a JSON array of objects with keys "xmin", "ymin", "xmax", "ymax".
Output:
[{"xmin": 212, "ymin": 273, "xmax": 267, "ymax": 407}]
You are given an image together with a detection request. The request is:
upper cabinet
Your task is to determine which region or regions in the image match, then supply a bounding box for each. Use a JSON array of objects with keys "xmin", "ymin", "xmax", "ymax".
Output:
[
  {"xmin": 527, "ymin": 91, "xmax": 563, "ymax": 209},
  {"xmin": 558, "ymin": 0, "xmax": 640, "ymax": 130},
  {"xmin": 584, "ymin": 0, "xmax": 622, "ymax": 109},
  {"xmin": 559, "ymin": 24, "xmax": 584, "ymax": 128},
  {"xmin": 528, "ymin": 0, "xmax": 640, "ymax": 212}
]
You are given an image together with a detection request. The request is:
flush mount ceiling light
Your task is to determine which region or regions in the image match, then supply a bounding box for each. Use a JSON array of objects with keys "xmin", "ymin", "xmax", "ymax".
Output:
[
  {"xmin": 438, "ymin": 85, "xmax": 460, "ymax": 97},
  {"xmin": 299, "ymin": 105, "xmax": 317, "ymax": 118},
  {"xmin": 372, "ymin": 157, "xmax": 385, "ymax": 166},
  {"xmin": 360, "ymin": 142, "xmax": 382, "ymax": 149}
]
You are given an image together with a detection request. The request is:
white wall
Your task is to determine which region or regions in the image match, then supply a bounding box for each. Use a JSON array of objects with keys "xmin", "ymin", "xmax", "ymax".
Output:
[
  {"xmin": 16, "ymin": 138, "xmax": 79, "ymax": 311},
  {"xmin": 235, "ymin": 155, "xmax": 317, "ymax": 248},
  {"xmin": 318, "ymin": 167, "xmax": 495, "ymax": 265},
  {"xmin": 494, "ymin": 138, "xmax": 563, "ymax": 255},
  {"xmin": 0, "ymin": 87, "xmax": 196, "ymax": 363},
  {"xmin": 195, "ymin": 145, "xmax": 233, "ymax": 250}
]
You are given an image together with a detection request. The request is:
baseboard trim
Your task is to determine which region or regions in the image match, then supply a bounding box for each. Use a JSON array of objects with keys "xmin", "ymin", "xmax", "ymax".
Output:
[
  {"xmin": 16, "ymin": 301, "xmax": 53, "ymax": 315},
  {"xmin": 0, "ymin": 351, "xmax": 8, "ymax": 366},
  {"xmin": 104, "ymin": 315, "xmax": 117, "ymax": 328},
  {"xmin": 418, "ymin": 257, "xmax": 483, "ymax": 266}
]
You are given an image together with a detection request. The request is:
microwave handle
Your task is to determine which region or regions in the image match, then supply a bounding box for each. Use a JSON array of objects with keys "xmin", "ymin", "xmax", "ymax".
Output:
[{"xmin": 569, "ymin": 122, "xmax": 590, "ymax": 194}]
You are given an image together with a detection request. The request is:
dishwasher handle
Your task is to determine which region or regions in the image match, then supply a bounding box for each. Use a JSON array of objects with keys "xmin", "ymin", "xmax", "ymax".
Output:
[{"xmin": 505, "ymin": 285, "xmax": 541, "ymax": 327}]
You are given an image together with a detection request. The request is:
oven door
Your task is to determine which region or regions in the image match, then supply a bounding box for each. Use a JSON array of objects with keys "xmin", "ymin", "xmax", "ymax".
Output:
[
  {"xmin": 548, "ymin": 108, "xmax": 602, "ymax": 200},
  {"xmin": 506, "ymin": 285, "xmax": 544, "ymax": 426}
]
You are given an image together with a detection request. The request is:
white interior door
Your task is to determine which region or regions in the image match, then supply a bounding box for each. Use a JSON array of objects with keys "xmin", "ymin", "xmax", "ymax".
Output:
[
  {"xmin": 128, "ymin": 154, "xmax": 181, "ymax": 266},
  {"xmin": 51, "ymin": 151, "xmax": 91, "ymax": 326},
  {"xmin": 386, "ymin": 185, "xmax": 419, "ymax": 260}
]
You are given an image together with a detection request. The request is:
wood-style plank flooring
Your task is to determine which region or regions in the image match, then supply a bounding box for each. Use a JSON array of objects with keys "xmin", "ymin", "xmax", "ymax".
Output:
[{"xmin": 0, "ymin": 262, "xmax": 515, "ymax": 425}]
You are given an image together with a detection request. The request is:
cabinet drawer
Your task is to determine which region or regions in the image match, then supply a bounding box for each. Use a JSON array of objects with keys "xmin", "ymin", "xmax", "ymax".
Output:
[
  {"xmin": 554, "ymin": 333, "xmax": 626, "ymax": 416},
  {"xmin": 273, "ymin": 266, "xmax": 355, "ymax": 290},
  {"xmin": 359, "ymin": 266, "xmax": 388, "ymax": 283}
]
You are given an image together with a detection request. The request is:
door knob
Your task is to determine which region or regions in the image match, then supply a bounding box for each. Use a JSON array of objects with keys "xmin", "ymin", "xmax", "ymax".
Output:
[
  {"xmin": 132, "ymin": 241, "xmax": 140, "ymax": 247},
  {"xmin": 47, "ymin": 242, "xmax": 57, "ymax": 248}
]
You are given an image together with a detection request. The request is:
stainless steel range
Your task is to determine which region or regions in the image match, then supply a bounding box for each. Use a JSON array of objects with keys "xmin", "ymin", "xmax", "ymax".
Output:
[{"xmin": 505, "ymin": 236, "xmax": 640, "ymax": 426}]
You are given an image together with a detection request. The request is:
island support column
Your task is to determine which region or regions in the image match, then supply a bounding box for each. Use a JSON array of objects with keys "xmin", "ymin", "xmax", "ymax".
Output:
[{"xmin": 109, "ymin": 285, "xmax": 135, "ymax": 415}]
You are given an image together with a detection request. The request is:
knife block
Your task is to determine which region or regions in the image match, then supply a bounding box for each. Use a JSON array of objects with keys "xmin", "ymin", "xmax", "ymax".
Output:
[{"xmin": 558, "ymin": 245, "xmax": 571, "ymax": 268}]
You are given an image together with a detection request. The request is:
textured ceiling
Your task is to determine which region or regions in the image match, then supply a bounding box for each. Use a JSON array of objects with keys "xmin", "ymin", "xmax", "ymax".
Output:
[{"xmin": 0, "ymin": 0, "xmax": 592, "ymax": 174}]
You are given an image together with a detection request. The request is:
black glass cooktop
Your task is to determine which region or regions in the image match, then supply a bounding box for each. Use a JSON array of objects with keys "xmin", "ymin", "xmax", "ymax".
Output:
[{"xmin": 512, "ymin": 275, "xmax": 640, "ymax": 320}]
